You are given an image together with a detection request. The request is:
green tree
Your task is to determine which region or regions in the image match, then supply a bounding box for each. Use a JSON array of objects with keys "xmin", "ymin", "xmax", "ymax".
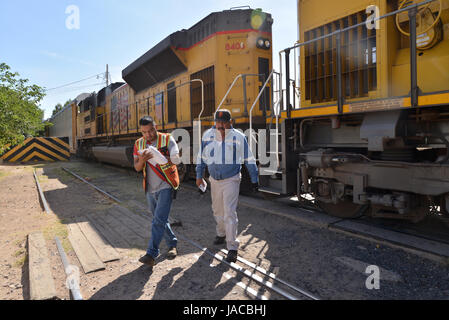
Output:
[
  {"xmin": 52, "ymin": 103, "xmax": 63, "ymax": 117},
  {"xmin": 64, "ymin": 99, "xmax": 73, "ymax": 107},
  {"xmin": 51, "ymin": 100, "xmax": 72, "ymax": 117},
  {"xmin": 0, "ymin": 63, "xmax": 46, "ymax": 154}
]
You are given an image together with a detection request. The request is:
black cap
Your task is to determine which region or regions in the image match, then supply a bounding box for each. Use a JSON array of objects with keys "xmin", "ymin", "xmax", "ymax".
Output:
[{"xmin": 215, "ymin": 109, "xmax": 232, "ymax": 122}]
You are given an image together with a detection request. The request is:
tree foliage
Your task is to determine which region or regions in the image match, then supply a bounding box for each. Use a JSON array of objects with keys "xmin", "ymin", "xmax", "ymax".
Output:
[
  {"xmin": 52, "ymin": 103, "xmax": 63, "ymax": 117},
  {"xmin": 0, "ymin": 62, "xmax": 46, "ymax": 154}
]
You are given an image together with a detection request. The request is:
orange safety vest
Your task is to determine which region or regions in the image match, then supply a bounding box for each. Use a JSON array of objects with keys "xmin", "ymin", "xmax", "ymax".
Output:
[{"xmin": 135, "ymin": 132, "xmax": 180, "ymax": 192}]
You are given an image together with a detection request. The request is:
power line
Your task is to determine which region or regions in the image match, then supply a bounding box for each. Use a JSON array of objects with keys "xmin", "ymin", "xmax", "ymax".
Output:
[
  {"xmin": 45, "ymin": 72, "xmax": 105, "ymax": 92},
  {"xmin": 44, "ymin": 82, "xmax": 106, "ymax": 95}
]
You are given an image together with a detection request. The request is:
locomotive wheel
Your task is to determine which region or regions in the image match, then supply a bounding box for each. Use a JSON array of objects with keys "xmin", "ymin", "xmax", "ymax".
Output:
[
  {"xmin": 410, "ymin": 206, "xmax": 428, "ymax": 224},
  {"xmin": 317, "ymin": 199, "xmax": 366, "ymax": 219}
]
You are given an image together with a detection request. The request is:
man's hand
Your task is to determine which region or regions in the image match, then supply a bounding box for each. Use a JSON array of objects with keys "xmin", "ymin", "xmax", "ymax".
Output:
[
  {"xmin": 134, "ymin": 150, "xmax": 154, "ymax": 172},
  {"xmin": 197, "ymin": 178, "xmax": 207, "ymax": 194},
  {"xmin": 196, "ymin": 178, "xmax": 204, "ymax": 188},
  {"xmin": 139, "ymin": 149, "xmax": 154, "ymax": 163}
]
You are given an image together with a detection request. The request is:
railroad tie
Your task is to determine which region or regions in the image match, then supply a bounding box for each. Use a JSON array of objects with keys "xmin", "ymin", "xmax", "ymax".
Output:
[{"xmin": 67, "ymin": 223, "xmax": 105, "ymax": 274}]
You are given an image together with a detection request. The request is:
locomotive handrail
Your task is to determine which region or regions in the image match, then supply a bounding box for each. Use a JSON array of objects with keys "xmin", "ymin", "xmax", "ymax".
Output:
[
  {"xmin": 249, "ymin": 69, "xmax": 275, "ymax": 155},
  {"xmin": 216, "ymin": 74, "xmax": 243, "ymax": 113},
  {"xmin": 91, "ymin": 79, "xmax": 204, "ymax": 138},
  {"xmin": 216, "ymin": 73, "xmax": 265, "ymax": 113}
]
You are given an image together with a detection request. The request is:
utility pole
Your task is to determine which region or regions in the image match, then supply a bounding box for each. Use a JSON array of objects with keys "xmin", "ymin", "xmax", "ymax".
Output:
[{"xmin": 106, "ymin": 64, "xmax": 109, "ymax": 87}]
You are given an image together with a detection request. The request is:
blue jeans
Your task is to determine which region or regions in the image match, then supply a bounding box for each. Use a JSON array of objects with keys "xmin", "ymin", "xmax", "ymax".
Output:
[{"xmin": 145, "ymin": 188, "xmax": 177, "ymax": 258}]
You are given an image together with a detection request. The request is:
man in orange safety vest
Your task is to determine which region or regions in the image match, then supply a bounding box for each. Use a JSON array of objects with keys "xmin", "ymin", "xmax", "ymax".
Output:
[{"xmin": 133, "ymin": 116, "xmax": 180, "ymax": 267}]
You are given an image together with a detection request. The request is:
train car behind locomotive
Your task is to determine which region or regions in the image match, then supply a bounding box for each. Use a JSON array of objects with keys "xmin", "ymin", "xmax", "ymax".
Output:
[{"xmin": 259, "ymin": 0, "xmax": 449, "ymax": 223}]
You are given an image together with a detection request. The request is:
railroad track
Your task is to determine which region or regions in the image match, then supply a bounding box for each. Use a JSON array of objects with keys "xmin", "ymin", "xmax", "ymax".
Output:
[{"xmin": 61, "ymin": 167, "xmax": 320, "ymax": 300}]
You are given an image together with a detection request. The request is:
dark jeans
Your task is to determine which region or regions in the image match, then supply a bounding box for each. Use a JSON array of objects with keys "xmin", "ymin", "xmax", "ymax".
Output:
[{"xmin": 145, "ymin": 188, "xmax": 177, "ymax": 258}]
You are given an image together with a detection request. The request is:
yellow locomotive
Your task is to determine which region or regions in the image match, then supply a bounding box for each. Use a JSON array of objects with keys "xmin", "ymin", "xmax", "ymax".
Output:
[
  {"xmin": 259, "ymin": 0, "xmax": 449, "ymax": 222},
  {"xmin": 72, "ymin": 7, "xmax": 273, "ymax": 182}
]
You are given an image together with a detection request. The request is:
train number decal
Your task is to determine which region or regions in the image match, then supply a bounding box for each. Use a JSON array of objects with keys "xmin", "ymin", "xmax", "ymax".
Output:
[{"xmin": 225, "ymin": 42, "xmax": 245, "ymax": 50}]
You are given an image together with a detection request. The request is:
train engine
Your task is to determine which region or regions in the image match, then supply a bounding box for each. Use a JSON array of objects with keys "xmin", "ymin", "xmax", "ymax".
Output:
[{"xmin": 260, "ymin": 0, "xmax": 449, "ymax": 222}]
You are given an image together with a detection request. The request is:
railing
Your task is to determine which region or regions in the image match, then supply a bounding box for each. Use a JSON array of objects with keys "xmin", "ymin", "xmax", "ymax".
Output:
[
  {"xmin": 249, "ymin": 69, "xmax": 275, "ymax": 153},
  {"xmin": 279, "ymin": 0, "xmax": 438, "ymax": 116},
  {"xmin": 216, "ymin": 73, "xmax": 266, "ymax": 115},
  {"xmin": 80, "ymin": 79, "xmax": 204, "ymax": 140}
]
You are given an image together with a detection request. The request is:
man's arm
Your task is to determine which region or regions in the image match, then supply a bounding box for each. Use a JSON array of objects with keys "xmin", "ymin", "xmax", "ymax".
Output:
[{"xmin": 133, "ymin": 144, "xmax": 153, "ymax": 172}]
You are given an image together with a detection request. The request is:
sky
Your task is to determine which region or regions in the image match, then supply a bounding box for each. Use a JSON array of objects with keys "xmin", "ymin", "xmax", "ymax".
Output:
[{"xmin": 0, "ymin": 0, "xmax": 297, "ymax": 119}]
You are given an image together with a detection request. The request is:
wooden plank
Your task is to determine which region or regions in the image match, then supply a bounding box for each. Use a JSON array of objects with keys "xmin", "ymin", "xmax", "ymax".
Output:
[
  {"xmin": 28, "ymin": 232, "xmax": 57, "ymax": 300},
  {"xmin": 113, "ymin": 204, "xmax": 151, "ymax": 225},
  {"xmin": 75, "ymin": 217, "xmax": 120, "ymax": 263},
  {"xmin": 95, "ymin": 209, "xmax": 146, "ymax": 249},
  {"xmin": 126, "ymin": 200, "xmax": 152, "ymax": 220},
  {"xmin": 108, "ymin": 206, "xmax": 150, "ymax": 236},
  {"xmin": 126, "ymin": 199, "xmax": 182, "ymax": 226},
  {"xmin": 67, "ymin": 223, "xmax": 105, "ymax": 274},
  {"xmin": 85, "ymin": 214, "xmax": 130, "ymax": 254}
]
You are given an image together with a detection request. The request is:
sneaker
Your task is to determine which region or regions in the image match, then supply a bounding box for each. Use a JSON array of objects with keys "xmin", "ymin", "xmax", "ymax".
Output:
[
  {"xmin": 213, "ymin": 236, "xmax": 226, "ymax": 245},
  {"xmin": 166, "ymin": 247, "xmax": 177, "ymax": 259},
  {"xmin": 138, "ymin": 254, "xmax": 155, "ymax": 267},
  {"xmin": 226, "ymin": 250, "xmax": 238, "ymax": 263}
]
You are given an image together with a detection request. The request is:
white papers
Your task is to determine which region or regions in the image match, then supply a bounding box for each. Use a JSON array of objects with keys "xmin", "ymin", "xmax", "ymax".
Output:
[
  {"xmin": 199, "ymin": 179, "xmax": 207, "ymax": 193},
  {"xmin": 138, "ymin": 146, "xmax": 168, "ymax": 166}
]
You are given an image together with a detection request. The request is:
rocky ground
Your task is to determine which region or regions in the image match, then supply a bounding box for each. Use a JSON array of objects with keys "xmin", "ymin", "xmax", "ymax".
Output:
[{"xmin": 1, "ymin": 160, "xmax": 449, "ymax": 300}]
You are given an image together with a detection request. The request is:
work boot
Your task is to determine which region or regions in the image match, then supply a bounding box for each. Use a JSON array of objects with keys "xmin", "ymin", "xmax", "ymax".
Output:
[
  {"xmin": 166, "ymin": 247, "xmax": 177, "ymax": 260},
  {"xmin": 139, "ymin": 254, "xmax": 155, "ymax": 267},
  {"xmin": 213, "ymin": 236, "xmax": 226, "ymax": 245},
  {"xmin": 226, "ymin": 250, "xmax": 238, "ymax": 263}
]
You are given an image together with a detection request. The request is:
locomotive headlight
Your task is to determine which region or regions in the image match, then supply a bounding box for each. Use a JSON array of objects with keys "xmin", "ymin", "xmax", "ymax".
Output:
[{"xmin": 256, "ymin": 37, "xmax": 270, "ymax": 50}]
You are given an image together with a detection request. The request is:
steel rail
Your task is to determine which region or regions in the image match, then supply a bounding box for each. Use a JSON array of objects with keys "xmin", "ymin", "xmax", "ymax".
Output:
[
  {"xmin": 55, "ymin": 237, "xmax": 83, "ymax": 300},
  {"xmin": 61, "ymin": 167, "xmax": 181, "ymax": 226},
  {"xmin": 33, "ymin": 169, "xmax": 51, "ymax": 214},
  {"xmin": 62, "ymin": 167, "xmax": 122, "ymax": 204},
  {"xmin": 61, "ymin": 167, "xmax": 318, "ymax": 300},
  {"xmin": 220, "ymin": 248, "xmax": 319, "ymax": 300},
  {"xmin": 177, "ymin": 233, "xmax": 302, "ymax": 300},
  {"xmin": 193, "ymin": 254, "xmax": 269, "ymax": 300}
]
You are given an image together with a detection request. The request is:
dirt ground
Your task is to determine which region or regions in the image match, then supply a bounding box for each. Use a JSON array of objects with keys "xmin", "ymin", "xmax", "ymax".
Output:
[{"xmin": 1, "ymin": 160, "xmax": 449, "ymax": 301}]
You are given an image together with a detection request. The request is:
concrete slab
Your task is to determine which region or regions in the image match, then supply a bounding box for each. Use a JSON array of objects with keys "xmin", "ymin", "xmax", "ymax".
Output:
[
  {"xmin": 238, "ymin": 195, "xmax": 341, "ymax": 228},
  {"xmin": 330, "ymin": 220, "xmax": 449, "ymax": 258}
]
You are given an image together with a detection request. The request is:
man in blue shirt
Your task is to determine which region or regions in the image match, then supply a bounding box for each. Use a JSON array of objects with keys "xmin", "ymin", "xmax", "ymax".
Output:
[{"xmin": 196, "ymin": 109, "xmax": 258, "ymax": 263}]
